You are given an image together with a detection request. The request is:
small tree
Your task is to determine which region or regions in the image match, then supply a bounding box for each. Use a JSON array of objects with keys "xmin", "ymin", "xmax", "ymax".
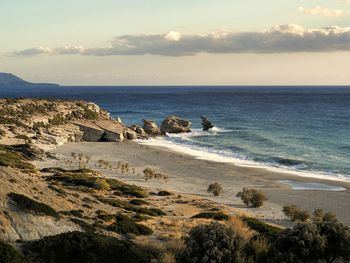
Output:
[
  {"xmin": 236, "ymin": 188, "xmax": 267, "ymax": 208},
  {"xmin": 207, "ymin": 182, "xmax": 223, "ymax": 196},
  {"xmin": 283, "ymin": 205, "xmax": 310, "ymax": 222}
]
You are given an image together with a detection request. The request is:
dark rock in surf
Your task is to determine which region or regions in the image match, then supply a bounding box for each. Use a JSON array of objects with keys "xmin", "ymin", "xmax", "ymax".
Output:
[
  {"xmin": 201, "ymin": 115, "xmax": 214, "ymax": 131},
  {"xmin": 142, "ymin": 119, "xmax": 160, "ymax": 135}
]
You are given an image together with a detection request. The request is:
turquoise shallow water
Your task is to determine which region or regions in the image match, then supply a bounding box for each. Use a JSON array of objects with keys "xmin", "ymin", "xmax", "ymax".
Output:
[{"xmin": 1, "ymin": 86, "xmax": 350, "ymax": 180}]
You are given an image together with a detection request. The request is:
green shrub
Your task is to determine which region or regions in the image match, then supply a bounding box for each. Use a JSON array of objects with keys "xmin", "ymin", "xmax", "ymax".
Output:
[
  {"xmin": 192, "ymin": 212, "xmax": 229, "ymax": 221},
  {"xmin": 271, "ymin": 222, "xmax": 325, "ymax": 263},
  {"xmin": 70, "ymin": 218, "xmax": 96, "ymax": 233},
  {"xmin": 157, "ymin": 190, "xmax": 172, "ymax": 196},
  {"xmin": 22, "ymin": 231, "xmax": 153, "ymax": 263},
  {"xmin": 0, "ymin": 240, "xmax": 25, "ymax": 263},
  {"xmin": 106, "ymin": 179, "xmax": 148, "ymax": 198},
  {"xmin": 130, "ymin": 199, "xmax": 150, "ymax": 206},
  {"xmin": 207, "ymin": 182, "xmax": 223, "ymax": 196},
  {"xmin": 242, "ymin": 217, "xmax": 282, "ymax": 240},
  {"xmin": 97, "ymin": 213, "xmax": 115, "ymax": 222},
  {"xmin": 282, "ymin": 205, "xmax": 310, "ymax": 222},
  {"xmin": 236, "ymin": 188, "xmax": 268, "ymax": 208},
  {"xmin": 8, "ymin": 193, "xmax": 59, "ymax": 218},
  {"xmin": 0, "ymin": 145, "xmax": 36, "ymax": 172},
  {"xmin": 178, "ymin": 222, "xmax": 246, "ymax": 263},
  {"xmin": 107, "ymin": 221, "xmax": 153, "ymax": 236}
]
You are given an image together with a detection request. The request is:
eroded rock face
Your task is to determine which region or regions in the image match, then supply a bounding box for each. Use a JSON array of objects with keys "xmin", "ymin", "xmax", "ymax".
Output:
[
  {"xmin": 160, "ymin": 116, "xmax": 191, "ymax": 134},
  {"xmin": 201, "ymin": 115, "xmax": 214, "ymax": 131},
  {"xmin": 143, "ymin": 120, "xmax": 160, "ymax": 135}
]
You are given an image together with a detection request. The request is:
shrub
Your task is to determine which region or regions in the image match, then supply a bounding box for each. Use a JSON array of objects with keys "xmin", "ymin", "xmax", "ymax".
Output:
[
  {"xmin": 107, "ymin": 221, "xmax": 153, "ymax": 236},
  {"xmin": 271, "ymin": 222, "xmax": 325, "ymax": 263},
  {"xmin": 157, "ymin": 190, "xmax": 172, "ymax": 196},
  {"xmin": 178, "ymin": 222, "xmax": 246, "ymax": 263},
  {"xmin": 242, "ymin": 217, "xmax": 282, "ymax": 240},
  {"xmin": 106, "ymin": 179, "xmax": 148, "ymax": 198},
  {"xmin": 8, "ymin": 193, "xmax": 60, "ymax": 218},
  {"xmin": 97, "ymin": 213, "xmax": 115, "ymax": 222},
  {"xmin": 236, "ymin": 188, "xmax": 268, "ymax": 208},
  {"xmin": 207, "ymin": 182, "xmax": 223, "ymax": 196},
  {"xmin": 282, "ymin": 205, "xmax": 310, "ymax": 222},
  {"xmin": 0, "ymin": 145, "xmax": 36, "ymax": 172},
  {"xmin": 130, "ymin": 199, "xmax": 150, "ymax": 206},
  {"xmin": 192, "ymin": 212, "xmax": 229, "ymax": 221},
  {"xmin": 22, "ymin": 231, "xmax": 153, "ymax": 263},
  {"xmin": 0, "ymin": 240, "xmax": 25, "ymax": 263}
]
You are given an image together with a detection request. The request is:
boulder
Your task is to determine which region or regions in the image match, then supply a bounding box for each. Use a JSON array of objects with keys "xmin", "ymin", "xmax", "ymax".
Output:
[
  {"xmin": 142, "ymin": 119, "xmax": 160, "ymax": 135},
  {"xmin": 160, "ymin": 116, "xmax": 191, "ymax": 134},
  {"xmin": 126, "ymin": 130, "xmax": 138, "ymax": 140},
  {"xmin": 130, "ymin": 125, "xmax": 146, "ymax": 136},
  {"xmin": 74, "ymin": 122, "xmax": 105, "ymax": 142},
  {"xmin": 201, "ymin": 115, "xmax": 214, "ymax": 131}
]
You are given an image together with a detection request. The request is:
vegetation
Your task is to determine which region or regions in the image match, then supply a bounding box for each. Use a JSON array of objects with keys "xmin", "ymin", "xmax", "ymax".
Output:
[
  {"xmin": 207, "ymin": 182, "xmax": 223, "ymax": 196},
  {"xmin": 0, "ymin": 144, "xmax": 36, "ymax": 172},
  {"xmin": 0, "ymin": 240, "xmax": 25, "ymax": 263},
  {"xmin": 22, "ymin": 231, "xmax": 153, "ymax": 263},
  {"xmin": 130, "ymin": 199, "xmax": 150, "ymax": 206},
  {"xmin": 236, "ymin": 188, "xmax": 268, "ymax": 208},
  {"xmin": 178, "ymin": 222, "xmax": 247, "ymax": 263},
  {"xmin": 108, "ymin": 220, "xmax": 153, "ymax": 236},
  {"xmin": 242, "ymin": 217, "xmax": 282, "ymax": 240},
  {"xmin": 157, "ymin": 190, "xmax": 173, "ymax": 196},
  {"xmin": 143, "ymin": 167, "xmax": 169, "ymax": 182},
  {"xmin": 192, "ymin": 211, "xmax": 230, "ymax": 221},
  {"xmin": 8, "ymin": 193, "xmax": 60, "ymax": 218},
  {"xmin": 282, "ymin": 205, "xmax": 311, "ymax": 222}
]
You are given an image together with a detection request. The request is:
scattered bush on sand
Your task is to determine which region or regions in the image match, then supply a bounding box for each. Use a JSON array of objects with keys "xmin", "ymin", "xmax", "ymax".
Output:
[
  {"xmin": 282, "ymin": 205, "xmax": 310, "ymax": 222},
  {"xmin": 236, "ymin": 188, "xmax": 268, "ymax": 208},
  {"xmin": 207, "ymin": 182, "xmax": 223, "ymax": 196}
]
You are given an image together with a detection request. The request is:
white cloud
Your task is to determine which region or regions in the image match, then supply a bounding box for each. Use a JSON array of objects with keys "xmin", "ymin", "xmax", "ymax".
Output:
[
  {"xmin": 299, "ymin": 6, "xmax": 346, "ymax": 17},
  {"xmin": 12, "ymin": 24, "xmax": 350, "ymax": 57}
]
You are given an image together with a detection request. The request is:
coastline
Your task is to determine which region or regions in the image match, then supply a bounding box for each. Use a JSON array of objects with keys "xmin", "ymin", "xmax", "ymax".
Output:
[{"xmin": 37, "ymin": 141, "xmax": 350, "ymax": 225}]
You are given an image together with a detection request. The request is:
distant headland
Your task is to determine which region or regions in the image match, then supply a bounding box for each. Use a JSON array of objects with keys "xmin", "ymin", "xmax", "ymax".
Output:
[{"xmin": 0, "ymin": 72, "xmax": 59, "ymax": 88}]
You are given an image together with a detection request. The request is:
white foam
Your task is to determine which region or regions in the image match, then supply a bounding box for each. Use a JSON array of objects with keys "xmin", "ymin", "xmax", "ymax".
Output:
[
  {"xmin": 278, "ymin": 180, "xmax": 346, "ymax": 191},
  {"xmin": 136, "ymin": 136, "xmax": 350, "ymax": 183}
]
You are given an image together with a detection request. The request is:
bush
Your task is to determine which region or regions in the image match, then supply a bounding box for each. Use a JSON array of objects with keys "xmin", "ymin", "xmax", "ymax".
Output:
[
  {"xmin": 157, "ymin": 190, "xmax": 172, "ymax": 196},
  {"xmin": 106, "ymin": 179, "xmax": 148, "ymax": 198},
  {"xmin": 130, "ymin": 199, "xmax": 150, "ymax": 206},
  {"xmin": 282, "ymin": 205, "xmax": 310, "ymax": 222},
  {"xmin": 207, "ymin": 182, "xmax": 223, "ymax": 196},
  {"xmin": 0, "ymin": 240, "xmax": 25, "ymax": 263},
  {"xmin": 22, "ymin": 231, "xmax": 153, "ymax": 263},
  {"xmin": 107, "ymin": 221, "xmax": 153, "ymax": 236},
  {"xmin": 271, "ymin": 222, "xmax": 325, "ymax": 263},
  {"xmin": 236, "ymin": 188, "xmax": 268, "ymax": 208},
  {"xmin": 242, "ymin": 217, "xmax": 282, "ymax": 240},
  {"xmin": 0, "ymin": 144, "xmax": 36, "ymax": 172},
  {"xmin": 178, "ymin": 222, "xmax": 246, "ymax": 263},
  {"xmin": 192, "ymin": 212, "xmax": 229, "ymax": 221},
  {"xmin": 8, "ymin": 193, "xmax": 60, "ymax": 218}
]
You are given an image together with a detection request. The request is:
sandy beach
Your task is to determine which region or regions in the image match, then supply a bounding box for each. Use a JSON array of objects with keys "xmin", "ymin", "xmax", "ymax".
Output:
[{"xmin": 35, "ymin": 141, "xmax": 350, "ymax": 226}]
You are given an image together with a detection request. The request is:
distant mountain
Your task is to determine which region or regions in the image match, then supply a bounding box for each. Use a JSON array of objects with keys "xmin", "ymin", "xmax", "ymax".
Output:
[{"xmin": 0, "ymin": 73, "xmax": 59, "ymax": 87}]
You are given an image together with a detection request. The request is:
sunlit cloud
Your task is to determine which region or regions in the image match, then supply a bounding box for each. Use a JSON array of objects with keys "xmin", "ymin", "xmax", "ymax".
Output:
[
  {"xmin": 12, "ymin": 24, "xmax": 350, "ymax": 57},
  {"xmin": 299, "ymin": 6, "xmax": 346, "ymax": 17}
]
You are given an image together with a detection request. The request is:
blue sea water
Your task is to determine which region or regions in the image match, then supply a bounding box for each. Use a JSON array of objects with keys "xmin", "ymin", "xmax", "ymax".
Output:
[{"xmin": 1, "ymin": 86, "xmax": 350, "ymax": 181}]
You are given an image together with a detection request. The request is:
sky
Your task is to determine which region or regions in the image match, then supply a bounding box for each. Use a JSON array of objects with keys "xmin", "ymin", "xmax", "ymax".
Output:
[{"xmin": 1, "ymin": 0, "xmax": 350, "ymax": 85}]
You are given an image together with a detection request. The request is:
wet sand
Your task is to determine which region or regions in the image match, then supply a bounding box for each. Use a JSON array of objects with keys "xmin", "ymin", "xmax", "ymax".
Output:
[{"xmin": 36, "ymin": 141, "xmax": 350, "ymax": 225}]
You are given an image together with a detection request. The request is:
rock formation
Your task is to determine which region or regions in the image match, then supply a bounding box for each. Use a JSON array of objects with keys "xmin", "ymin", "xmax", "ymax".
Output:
[
  {"xmin": 160, "ymin": 115, "xmax": 191, "ymax": 134},
  {"xmin": 142, "ymin": 119, "xmax": 160, "ymax": 135},
  {"xmin": 201, "ymin": 115, "xmax": 214, "ymax": 131}
]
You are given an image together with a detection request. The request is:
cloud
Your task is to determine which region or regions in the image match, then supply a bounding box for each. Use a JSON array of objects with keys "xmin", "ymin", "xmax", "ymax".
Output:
[
  {"xmin": 299, "ymin": 6, "xmax": 346, "ymax": 17},
  {"xmin": 12, "ymin": 24, "xmax": 350, "ymax": 57}
]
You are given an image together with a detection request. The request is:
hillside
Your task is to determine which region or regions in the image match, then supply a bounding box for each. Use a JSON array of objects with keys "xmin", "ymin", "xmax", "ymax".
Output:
[{"xmin": 0, "ymin": 73, "xmax": 59, "ymax": 88}]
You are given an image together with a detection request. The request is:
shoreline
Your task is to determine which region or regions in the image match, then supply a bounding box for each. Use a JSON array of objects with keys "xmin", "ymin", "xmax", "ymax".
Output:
[
  {"xmin": 37, "ymin": 141, "xmax": 350, "ymax": 225},
  {"xmin": 136, "ymin": 134, "xmax": 350, "ymax": 183}
]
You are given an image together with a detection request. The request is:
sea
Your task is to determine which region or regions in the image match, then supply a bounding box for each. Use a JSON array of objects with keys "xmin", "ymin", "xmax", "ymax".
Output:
[{"xmin": 1, "ymin": 86, "xmax": 350, "ymax": 181}]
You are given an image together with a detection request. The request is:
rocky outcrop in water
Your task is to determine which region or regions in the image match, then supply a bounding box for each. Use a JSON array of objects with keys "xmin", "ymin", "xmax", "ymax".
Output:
[
  {"xmin": 160, "ymin": 115, "xmax": 191, "ymax": 134},
  {"xmin": 201, "ymin": 115, "xmax": 214, "ymax": 131},
  {"xmin": 142, "ymin": 120, "xmax": 160, "ymax": 135}
]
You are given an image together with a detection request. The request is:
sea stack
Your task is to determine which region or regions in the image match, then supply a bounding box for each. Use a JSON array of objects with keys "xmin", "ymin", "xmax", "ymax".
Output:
[
  {"xmin": 160, "ymin": 115, "xmax": 191, "ymax": 134},
  {"xmin": 142, "ymin": 119, "xmax": 160, "ymax": 135},
  {"xmin": 201, "ymin": 115, "xmax": 214, "ymax": 131}
]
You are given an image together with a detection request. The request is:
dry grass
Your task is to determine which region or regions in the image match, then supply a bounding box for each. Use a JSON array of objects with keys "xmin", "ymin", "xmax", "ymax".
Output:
[{"xmin": 227, "ymin": 216, "xmax": 254, "ymax": 241}]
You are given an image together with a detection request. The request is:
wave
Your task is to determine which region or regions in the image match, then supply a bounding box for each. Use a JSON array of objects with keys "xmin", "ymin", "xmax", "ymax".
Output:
[
  {"xmin": 136, "ymin": 136, "xmax": 350, "ymax": 183},
  {"xmin": 165, "ymin": 126, "xmax": 232, "ymax": 139}
]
